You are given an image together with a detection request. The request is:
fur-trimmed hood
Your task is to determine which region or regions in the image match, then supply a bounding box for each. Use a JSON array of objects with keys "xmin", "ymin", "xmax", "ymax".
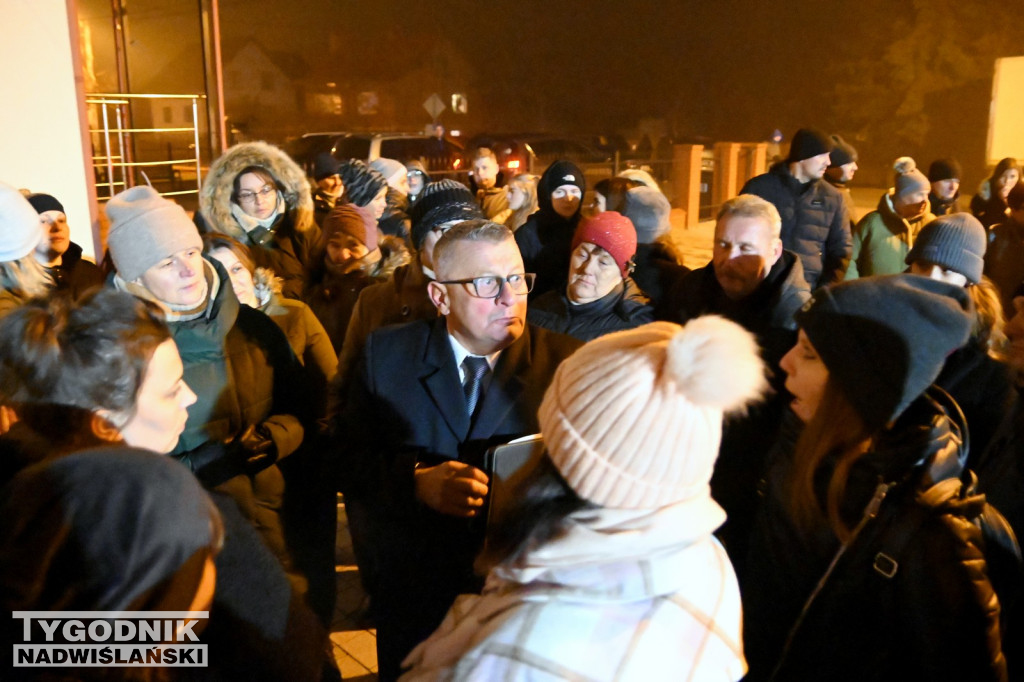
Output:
[{"xmin": 200, "ymin": 141, "xmax": 315, "ymax": 239}]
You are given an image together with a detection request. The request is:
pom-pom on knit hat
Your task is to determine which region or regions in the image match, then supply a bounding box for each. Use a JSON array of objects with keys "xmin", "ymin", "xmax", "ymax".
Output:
[
  {"xmin": 892, "ymin": 157, "xmax": 930, "ymax": 200},
  {"xmin": 0, "ymin": 182, "xmax": 43, "ymax": 262},
  {"xmin": 539, "ymin": 318, "xmax": 767, "ymax": 509},
  {"xmin": 905, "ymin": 213, "xmax": 987, "ymax": 285},
  {"xmin": 105, "ymin": 186, "xmax": 203, "ymax": 283}
]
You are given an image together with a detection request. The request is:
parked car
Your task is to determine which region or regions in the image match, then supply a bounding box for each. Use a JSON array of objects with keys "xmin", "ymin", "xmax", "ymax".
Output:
[{"xmin": 284, "ymin": 132, "xmax": 464, "ymax": 178}]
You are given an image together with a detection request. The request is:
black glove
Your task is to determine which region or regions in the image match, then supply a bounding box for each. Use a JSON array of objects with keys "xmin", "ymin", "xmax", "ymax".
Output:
[{"xmin": 235, "ymin": 423, "xmax": 278, "ymax": 476}]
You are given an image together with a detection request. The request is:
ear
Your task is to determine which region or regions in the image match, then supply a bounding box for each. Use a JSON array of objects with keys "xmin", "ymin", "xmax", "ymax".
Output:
[
  {"xmin": 91, "ymin": 411, "xmax": 125, "ymax": 444},
  {"xmin": 427, "ymin": 281, "xmax": 450, "ymax": 315},
  {"xmin": 769, "ymin": 238, "xmax": 784, "ymax": 267}
]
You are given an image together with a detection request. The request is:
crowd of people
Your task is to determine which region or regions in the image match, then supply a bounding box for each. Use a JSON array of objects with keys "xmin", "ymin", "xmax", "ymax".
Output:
[{"xmin": 1, "ymin": 126, "xmax": 1024, "ymax": 681}]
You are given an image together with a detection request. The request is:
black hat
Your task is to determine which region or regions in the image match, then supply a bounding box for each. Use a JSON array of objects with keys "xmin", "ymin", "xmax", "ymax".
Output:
[
  {"xmin": 794, "ymin": 275, "xmax": 971, "ymax": 431},
  {"xmin": 313, "ymin": 152, "xmax": 340, "ymax": 182},
  {"xmin": 338, "ymin": 159, "xmax": 387, "ymax": 207},
  {"xmin": 409, "ymin": 180, "xmax": 483, "ymax": 250},
  {"xmin": 828, "ymin": 135, "xmax": 858, "ymax": 168},
  {"xmin": 787, "ymin": 128, "xmax": 833, "ymax": 163},
  {"xmin": 905, "ymin": 213, "xmax": 987, "ymax": 285},
  {"xmin": 27, "ymin": 193, "xmax": 65, "ymax": 215},
  {"xmin": 927, "ymin": 158, "xmax": 962, "ymax": 183},
  {"xmin": 536, "ymin": 160, "xmax": 586, "ymax": 217}
]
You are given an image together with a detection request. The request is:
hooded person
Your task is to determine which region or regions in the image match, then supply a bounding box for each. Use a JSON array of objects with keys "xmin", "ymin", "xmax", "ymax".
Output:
[
  {"xmin": 744, "ymin": 274, "xmax": 1011, "ymax": 681},
  {"xmin": 197, "ymin": 141, "xmax": 321, "ymax": 301},
  {"xmin": 846, "ymin": 156, "xmax": 935, "ymax": 279},
  {"xmin": 0, "ymin": 181, "xmax": 53, "ymax": 318},
  {"xmin": 528, "ymin": 210, "xmax": 654, "ymax": 341},
  {"xmin": 928, "ymin": 158, "xmax": 963, "ymax": 217},
  {"xmin": 105, "ymin": 185, "xmax": 312, "ymax": 592},
  {"xmin": 370, "ymin": 157, "xmax": 413, "ymax": 239},
  {"xmin": 514, "ymin": 159, "xmax": 587, "ymax": 299},
  {"xmin": 400, "ymin": 317, "xmax": 767, "ymax": 681},
  {"xmin": 307, "ymin": 203, "xmax": 411, "ymax": 353},
  {"xmin": 333, "ymin": 180, "xmax": 484, "ymax": 397},
  {"xmin": 622, "ymin": 185, "xmax": 688, "ymax": 308},
  {"xmin": 405, "ymin": 160, "xmax": 431, "ymax": 206},
  {"xmin": 25, "ymin": 192, "xmax": 104, "ymax": 300},
  {"xmin": 971, "ymin": 157, "xmax": 1020, "ymax": 229}
]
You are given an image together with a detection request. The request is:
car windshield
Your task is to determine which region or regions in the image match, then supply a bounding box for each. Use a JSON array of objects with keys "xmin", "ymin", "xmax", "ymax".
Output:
[{"xmin": 331, "ymin": 137, "xmax": 372, "ymax": 159}]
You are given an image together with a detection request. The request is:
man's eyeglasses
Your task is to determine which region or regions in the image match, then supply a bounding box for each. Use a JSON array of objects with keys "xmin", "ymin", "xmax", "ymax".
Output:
[
  {"xmin": 236, "ymin": 185, "xmax": 276, "ymax": 204},
  {"xmin": 437, "ymin": 273, "xmax": 536, "ymax": 299}
]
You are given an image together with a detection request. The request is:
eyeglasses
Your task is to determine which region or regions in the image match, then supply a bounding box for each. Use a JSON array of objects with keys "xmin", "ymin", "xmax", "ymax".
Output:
[
  {"xmin": 437, "ymin": 273, "xmax": 536, "ymax": 299},
  {"xmin": 236, "ymin": 185, "xmax": 276, "ymax": 204}
]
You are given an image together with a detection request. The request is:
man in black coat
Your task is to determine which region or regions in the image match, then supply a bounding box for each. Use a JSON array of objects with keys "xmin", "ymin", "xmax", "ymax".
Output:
[
  {"xmin": 741, "ymin": 127, "xmax": 851, "ymax": 289},
  {"xmin": 661, "ymin": 194, "xmax": 810, "ymax": 571},
  {"xmin": 338, "ymin": 219, "xmax": 580, "ymax": 681}
]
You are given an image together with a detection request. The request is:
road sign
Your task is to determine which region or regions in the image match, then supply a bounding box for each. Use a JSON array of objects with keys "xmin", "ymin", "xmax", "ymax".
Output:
[{"xmin": 423, "ymin": 93, "xmax": 445, "ymax": 120}]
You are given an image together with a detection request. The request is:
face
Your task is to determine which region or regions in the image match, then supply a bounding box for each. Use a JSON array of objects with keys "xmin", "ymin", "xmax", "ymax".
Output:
[
  {"xmin": 999, "ymin": 169, "xmax": 1020, "ymax": 197},
  {"xmin": 391, "ymin": 171, "xmax": 410, "ymax": 196},
  {"xmin": 139, "ymin": 247, "xmax": 206, "ymax": 307},
  {"xmin": 236, "ymin": 172, "xmax": 279, "ymax": 220},
  {"xmin": 428, "ymin": 238, "xmax": 527, "ymax": 355},
  {"xmin": 36, "ymin": 210, "xmax": 70, "ymax": 259},
  {"xmin": 585, "ymin": 191, "xmax": 607, "ymax": 216},
  {"xmin": 117, "ymin": 339, "xmax": 197, "ymax": 454},
  {"xmin": 507, "ymin": 183, "xmax": 526, "ymax": 211},
  {"xmin": 893, "ymin": 189, "xmax": 930, "ymax": 220},
  {"xmin": 712, "ymin": 214, "xmax": 783, "ymax": 300},
  {"xmin": 208, "ymin": 247, "xmax": 256, "ymax": 307},
  {"xmin": 908, "ymin": 260, "xmax": 968, "ymax": 287},
  {"xmin": 408, "ymin": 171, "xmax": 425, "ymax": 196},
  {"xmin": 567, "ymin": 242, "xmax": 622, "ymax": 304},
  {"xmin": 316, "ymin": 174, "xmax": 343, "ymax": 198},
  {"xmin": 326, "ymin": 236, "xmax": 369, "ymax": 267},
  {"xmin": 792, "ymin": 153, "xmax": 831, "ymax": 182},
  {"xmin": 473, "ymin": 157, "xmax": 499, "ymax": 190},
  {"xmin": 839, "ymin": 161, "xmax": 858, "ymax": 183},
  {"xmin": 780, "ymin": 329, "xmax": 830, "ymax": 423},
  {"xmin": 1004, "ymin": 296, "xmax": 1024, "ymax": 374},
  {"xmin": 551, "ymin": 184, "xmax": 582, "ymax": 219},
  {"xmin": 931, "ymin": 178, "xmax": 959, "ymax": 201},
  {"xmin": 368, "ymin": 186, "xmax": 388, "ymax": 220}
]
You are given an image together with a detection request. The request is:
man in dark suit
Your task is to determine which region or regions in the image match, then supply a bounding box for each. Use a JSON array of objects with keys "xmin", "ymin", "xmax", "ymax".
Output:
[{"xmin": 338, "ymin": 220, "xmax": 581, "ymax": 681}]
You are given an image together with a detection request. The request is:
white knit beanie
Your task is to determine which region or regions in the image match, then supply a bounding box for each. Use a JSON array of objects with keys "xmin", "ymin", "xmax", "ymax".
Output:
[
  {"xmin": 0, "ymin": 181, "xmax": 43, "ymax": 262},
  {"xmin": 538, "ymin": 317, "xmax": 767, "ymax": 509},
  {"xmin": 105, "ymin": 186, "xmax": 203, "ymax": 282}
]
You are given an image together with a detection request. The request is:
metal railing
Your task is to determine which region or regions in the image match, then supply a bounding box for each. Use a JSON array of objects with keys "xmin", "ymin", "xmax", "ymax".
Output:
[{"xmin": 86, "ymin": 93, "xmax": 205, "ymax": 202}]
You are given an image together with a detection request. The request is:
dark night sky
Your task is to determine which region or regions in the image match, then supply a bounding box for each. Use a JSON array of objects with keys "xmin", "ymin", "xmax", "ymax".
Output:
[{"xmin": 115, "ymin": 0, "xmax": 1024, "ymax": 184}]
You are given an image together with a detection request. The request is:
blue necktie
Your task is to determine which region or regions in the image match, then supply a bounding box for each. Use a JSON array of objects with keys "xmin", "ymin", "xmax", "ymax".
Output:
[{"xmin": 462, "ymin": 356, "xmax": 490, "ymax": 417}]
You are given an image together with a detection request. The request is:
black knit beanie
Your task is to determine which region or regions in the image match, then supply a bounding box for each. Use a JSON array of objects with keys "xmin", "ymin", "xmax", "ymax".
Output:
[
  {"xmin": 787, "ymin": 128, "xmax": 833, "ymax": 162},
  {"xmin": 905, "ymin": 213, "xmax": 987, "ymax": 285},
  {"xmin": 408, "ymin": 180, "xmax": 483, "ymax": 249},
  {"xmin": 338, "ymin": 159, "xmax": 387, "ymax": 207},
  {"xmin": 27, "ymin": 193, "xmax": 65, "ymax": 215},
  {"xmin": 927, "ymin": 158, "xmax": 962, "ymax": 183},
  {"xmin": 794, "ymin": 274, "xmax": 971, "ymax": 431},
  {"xmin": 828, "ymin": 135, "xmax": 858, "ymax": 168},
  {"xmin": 537, "ymin": 159, "xmax": 586, "ymax": 215},
  {"xmin": 313, "ymin": 152, "xmax": 340, "ymax": 182}
]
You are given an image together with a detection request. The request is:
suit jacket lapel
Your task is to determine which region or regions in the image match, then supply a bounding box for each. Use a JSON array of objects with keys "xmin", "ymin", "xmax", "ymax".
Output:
[
  {"xmin": 420, "ymin": 318, "xmax": 470, "ymax": 440},
  {"xmin": 469, "ymin": 326, "xmax": 531, "ymax": 440}
]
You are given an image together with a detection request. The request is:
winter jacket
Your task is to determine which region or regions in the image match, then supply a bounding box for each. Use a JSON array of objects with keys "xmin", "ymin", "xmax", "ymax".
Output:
[
  {"xmin": 743, "ymin": 395, "xmax": 1009, "ymax": 682},
  {"xmin": 526, "ymin": 279, "xmax": 653, "ymax": 342},
  {"xmin": 400, "ymin": 502, "xmax": 746, "ymax": 682},
  {"xmin": 334, "ymin": 257, "xmax": 439, "ymax": 395},
  {"xmin": 45, "ymin": 241, "xmax": 104, "ymax": 299},
  {"xmin": 929, "ymin": 190, "xmax": 961, "ymax": 217},
  {"xmin": 741, "ymin": 162, "xmax": 851, "ymax": 289},
  {"xmin": 985, "ymin": 216, "xmax": 1024, "ymax": 312},
  {"xmin": 378, "ymin": 187, "xmax": 411, "ymax": 239},
  {"xmin": 198, "ymin": 141, "xmax": 322, "ymax": 301},
  {"xmin": 846, "ymin": 192, "xmax": 934, "ymax": 279},
  {"xmin": 306, "ymin": 235, "xmax": 411, "ymax": 352},
  {"xmin": 160, "ymin": 258, "xmax": 310, "ymax": 585},
  {"xmin": 476, "ymin": 186, "xmax": 511, "ymax": 224},
  {"xmin": 632, "ymin": 239, "xmax": 689, "ymax": 310},
  {"xmin": 973, "ymin": 180, "xmax": 1012, "ymax": 230},
  {"xmin": 312, "ymin": 187, "xmax": 342, "ymax": 228}
]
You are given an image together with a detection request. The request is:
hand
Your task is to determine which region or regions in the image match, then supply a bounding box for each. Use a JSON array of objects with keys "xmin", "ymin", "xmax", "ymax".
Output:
[
  {"xmin": 414, "ymin": 461, "xmax": 489, "ymax": 517},
  {"xmin": 235, "ymin": 424, "xmax": 278, "ymax": 475}
]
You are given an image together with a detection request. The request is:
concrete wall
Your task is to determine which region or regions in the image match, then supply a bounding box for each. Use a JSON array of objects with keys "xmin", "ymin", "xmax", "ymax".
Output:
[{"xmin": 1, "ymin": 0, "xmax": 97, "ymax": 259}]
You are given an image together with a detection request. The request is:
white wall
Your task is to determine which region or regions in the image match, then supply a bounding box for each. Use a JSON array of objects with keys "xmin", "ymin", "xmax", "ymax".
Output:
[
  {"xmin": 0, "ymin": 0, "xmax": 98, "ymax": 259},
  {"xmin": 988, "ymin": 56, "xmax": 1024, "ymax": 168}
]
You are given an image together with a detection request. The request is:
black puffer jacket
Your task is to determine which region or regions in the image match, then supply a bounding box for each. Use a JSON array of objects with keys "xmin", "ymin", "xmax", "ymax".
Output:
[
  {"xmin": 744, "ymin": 396, "xmax": 1010, "ymax": 682},
  {"xmin": 741, "ymin": 162, "xmax": 851, "ymax": 289},
  {"xmin": 526, "ymin": 279, "xmax": 653, "ymax": 342},
  {"xmin": 46, "ymin": 241, "xmax": 104, "ymax": 299}
]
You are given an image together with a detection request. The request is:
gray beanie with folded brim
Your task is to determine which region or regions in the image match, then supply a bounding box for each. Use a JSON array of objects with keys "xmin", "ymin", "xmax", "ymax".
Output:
[
  {"xmin": 905, "ymin": 213, "xmax": 987, "ymax": 285},
  {"xmin": 0, "ymin": 181, "xmax": 43, "ymax": 262},
  {"xmin": 105, "ymin": 186, "xmax": 203, "ymax": 282}
]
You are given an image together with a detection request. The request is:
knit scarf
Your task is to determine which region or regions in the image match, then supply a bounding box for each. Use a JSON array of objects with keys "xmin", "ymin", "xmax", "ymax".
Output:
[{"xmin": 229, "ymin": 192, "xmax": 286, "ymax": 245}]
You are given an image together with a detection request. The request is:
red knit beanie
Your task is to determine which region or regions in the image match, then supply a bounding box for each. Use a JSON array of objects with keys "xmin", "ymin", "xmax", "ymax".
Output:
[{"xmin": 572, "ymin": 211, "xmax": 637, "ymax": 278}]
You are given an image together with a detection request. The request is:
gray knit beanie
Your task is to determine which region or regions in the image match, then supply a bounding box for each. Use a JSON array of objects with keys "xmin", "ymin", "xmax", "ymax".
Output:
[
  {"xmin": 369, "ymin": 157, "xmax": 407, "ymax": 186},
  {"xmin": 623, "ymin": 186, "xmax": 671, "ymax": 244},
  {"xmin": 0, "ymin": 182, "xmax": 42, "ymax": 262},
  {"xmin": 893, "ymin": 157, "xmax": 930, "ymax": 200},
  {"xmin": 905, "ymin": 213, "xmax": 987, "ymax": 285},
  {"xmin": 105, "ymin": 186, "xmax": 203, "ymax": 282}
]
